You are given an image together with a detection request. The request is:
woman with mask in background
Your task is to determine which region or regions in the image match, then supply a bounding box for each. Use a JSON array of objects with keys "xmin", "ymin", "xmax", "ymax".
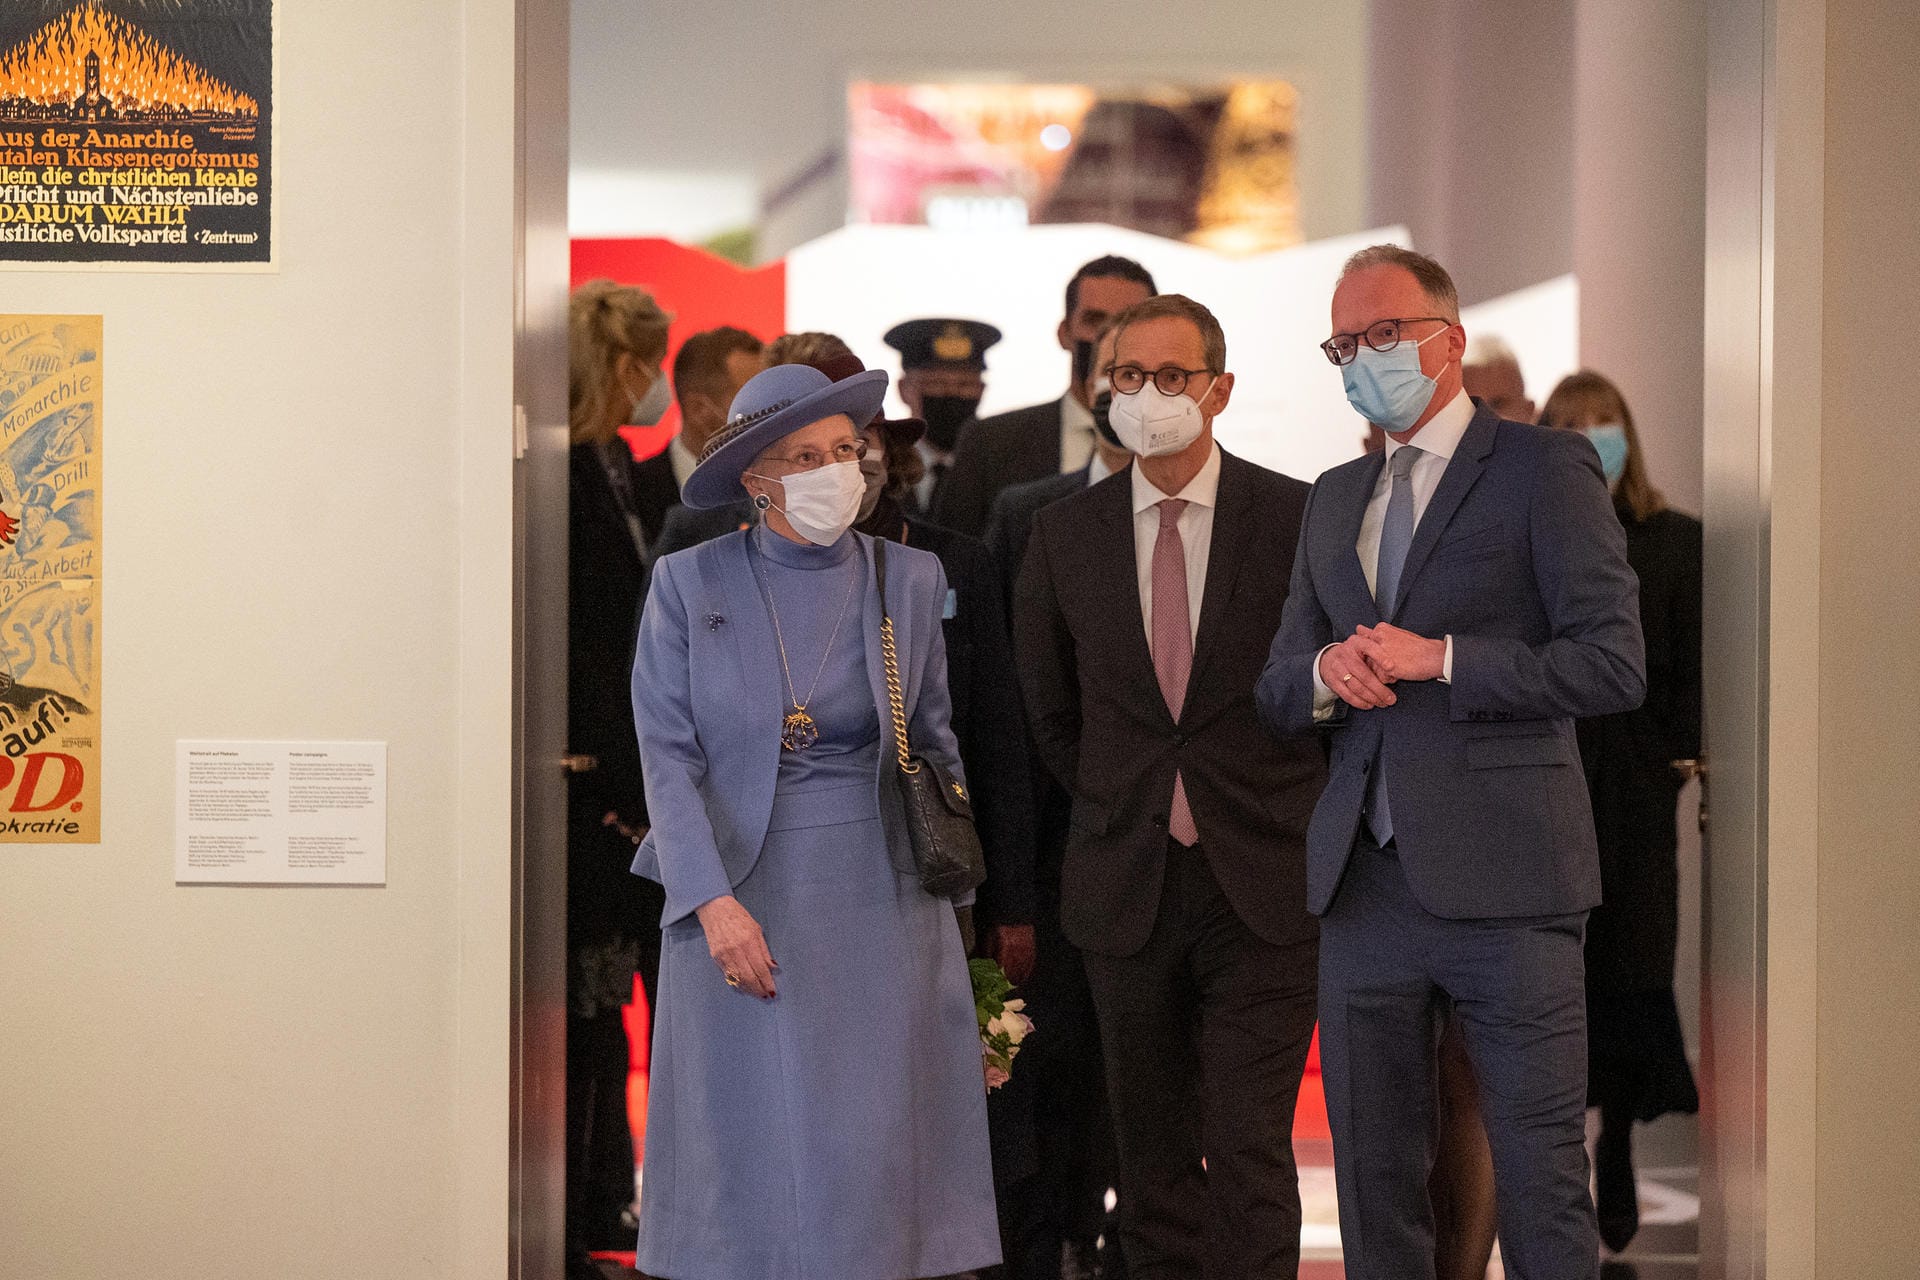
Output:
[
  {"xmin": 630, "ymin": 362, "xmax": 1001, "ymax": 1280},
  {"xmin": 1541, "ymin": 370, "xmax": 1703, "ymax": 1253},
  {"xmin": 563, "ymin": 278, "xmax": 674, "ymax": 1272}
]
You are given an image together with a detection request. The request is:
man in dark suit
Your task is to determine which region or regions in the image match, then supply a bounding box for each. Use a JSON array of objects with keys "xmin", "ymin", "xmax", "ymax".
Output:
[
  {"xmin": 628, "ymin": 327, "xmax": 766, "ymax": 551},
  {"xmin": 1015, "ymin": 295, "xmax": 1326, "ymax": 1278},
  {"xmin": 935, "ymin": 255, "xmax": 1157, "ymax": 536},
  {"xmin": 1256, "ymin": 245, "xmax": 1645, "ymax": 1280},
  {"xmin": 883, "ymin": 318, "xmax": 1002, "ymax": 517}
]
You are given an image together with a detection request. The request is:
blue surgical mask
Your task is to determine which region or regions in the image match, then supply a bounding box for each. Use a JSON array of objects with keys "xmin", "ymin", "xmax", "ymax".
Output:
[
  {"xmin": 1341, "ymin": 327, "xmax": 1446, "ymax": 432},
  {"xmin": 1583, "ymin": 423, "xmax": 1629, "ymax": 486}
]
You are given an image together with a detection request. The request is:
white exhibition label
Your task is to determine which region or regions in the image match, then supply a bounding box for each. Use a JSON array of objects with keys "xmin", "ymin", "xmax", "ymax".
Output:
[{"xmin": 175, "ymin": 741, "xmax": 387, "ymax": 885}]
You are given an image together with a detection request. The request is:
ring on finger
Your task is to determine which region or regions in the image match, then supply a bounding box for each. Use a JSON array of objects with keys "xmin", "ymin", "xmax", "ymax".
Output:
[
  {"xmin": 1341, "ymin": 673, "xmax": 1354, "ymax": 683},
  {"xmin": 724, "ymin": 971, "xmax": 741, "ymax": 988}
]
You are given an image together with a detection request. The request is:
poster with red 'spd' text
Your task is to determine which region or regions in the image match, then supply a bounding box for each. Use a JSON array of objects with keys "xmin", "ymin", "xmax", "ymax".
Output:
[
  {"xmin": 0, "ymin": 314, "xmax": 100, "ymax": 841},
  {"xmin": 0, "ymin": 0, "xmax": 274, "ymax": 268}
]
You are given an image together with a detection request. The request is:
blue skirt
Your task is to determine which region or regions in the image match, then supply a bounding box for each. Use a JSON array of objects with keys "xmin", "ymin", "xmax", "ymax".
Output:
[{"xmin": 636, "ymin": 781, "xmax": 1001, "ymax": 1280}]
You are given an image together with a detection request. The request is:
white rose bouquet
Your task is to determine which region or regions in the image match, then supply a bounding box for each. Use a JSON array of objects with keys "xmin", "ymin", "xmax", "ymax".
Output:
[{"xmin": 970, "ymin": 957, "xmax": 1033, "ymax": 1091}]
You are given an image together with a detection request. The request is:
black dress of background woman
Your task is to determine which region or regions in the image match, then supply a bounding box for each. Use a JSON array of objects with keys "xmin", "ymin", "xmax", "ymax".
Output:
[{"xmin": 1544, "ymin": 370, "xmax": 1702, "ymax": 1253}]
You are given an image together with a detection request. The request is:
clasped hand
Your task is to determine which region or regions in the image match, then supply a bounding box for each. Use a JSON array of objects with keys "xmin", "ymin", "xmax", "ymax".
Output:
[{"xmin": 1318, "ymin": 622, "xmax": 1447, "ymax": 710}]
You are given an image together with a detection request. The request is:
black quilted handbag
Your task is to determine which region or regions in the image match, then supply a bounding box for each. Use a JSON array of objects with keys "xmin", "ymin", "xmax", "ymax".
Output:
[{"xmin": 873, "ymin": 538, "xmax": 987, "ymax": 900}]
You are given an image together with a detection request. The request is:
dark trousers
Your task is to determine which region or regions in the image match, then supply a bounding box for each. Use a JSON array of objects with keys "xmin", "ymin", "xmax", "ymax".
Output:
[
  {"xmin": 1081, "ymin": 841, "xmax": 1319, "ymax": 1280},
  {"xmin": 995, "ymin": 903, "xmax": 1125, "ymax": 1278},
  {"xmin": 1318, "ymin": 839, "xmax": 1598, "ymax": 1280}
]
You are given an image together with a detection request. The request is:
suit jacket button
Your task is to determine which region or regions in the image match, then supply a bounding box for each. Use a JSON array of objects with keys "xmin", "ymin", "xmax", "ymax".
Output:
[{"xmin": 1152, "ymin": 814, "xmax": 1167, "ymax": 828}]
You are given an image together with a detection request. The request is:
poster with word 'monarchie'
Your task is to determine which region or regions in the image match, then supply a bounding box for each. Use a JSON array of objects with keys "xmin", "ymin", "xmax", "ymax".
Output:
[
  {"xmin": 0, "ymin": 315, "xmax": 100, "ymax": 841},
  {"xmin": 0, "ymin": 0, "xmax": 273, "ymax": 268}
]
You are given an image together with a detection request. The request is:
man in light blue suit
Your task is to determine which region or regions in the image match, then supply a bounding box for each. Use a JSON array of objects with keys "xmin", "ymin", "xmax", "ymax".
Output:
[{"xmin": 1256, "ymin": 245, "xmax": 1645, "ymax": 1280}]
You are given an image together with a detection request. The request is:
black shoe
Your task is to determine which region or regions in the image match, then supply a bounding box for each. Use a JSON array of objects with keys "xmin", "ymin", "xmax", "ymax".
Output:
[{"xmin": 1595, "ymin": 1125, "xmax": 1640, "ymax": 1253}]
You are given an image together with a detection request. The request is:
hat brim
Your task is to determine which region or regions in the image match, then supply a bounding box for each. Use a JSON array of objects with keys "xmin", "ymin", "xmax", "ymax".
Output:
[
  {"xmin": 683, "ymin": 369, "xmax": 890, "ymax": 509},
  {"xmin": 878, "ymin": 414, "xmax": 926, "ymax": 447}
]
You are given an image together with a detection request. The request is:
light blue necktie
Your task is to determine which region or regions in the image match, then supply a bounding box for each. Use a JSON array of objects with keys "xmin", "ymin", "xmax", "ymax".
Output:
[{"xmin": 1367, "ymin": 445, "xmax": 1422, "ymax": 844}]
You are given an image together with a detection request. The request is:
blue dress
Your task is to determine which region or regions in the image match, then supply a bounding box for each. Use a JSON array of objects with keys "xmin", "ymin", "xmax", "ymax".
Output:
[{"xmin": 636, "ymin": 528, "xmax": 1000, "ymax": 1280}]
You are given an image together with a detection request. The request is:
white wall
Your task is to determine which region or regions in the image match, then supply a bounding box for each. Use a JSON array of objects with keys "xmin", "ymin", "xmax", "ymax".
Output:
[
  {"xmin": 1814, "ymin": 0, "xmax": 1920, "ymax": 1271},
  {"xmin": 1367, "ymin": 0, "xmax": 1578, "ymax": 306},
  {"xmin": 0, "ymin": 2, "xmax": 521, "ymax": 1276},
  {"xmin": 569, "ymin": 0, "xmax": 1373, "ymax": 256}
]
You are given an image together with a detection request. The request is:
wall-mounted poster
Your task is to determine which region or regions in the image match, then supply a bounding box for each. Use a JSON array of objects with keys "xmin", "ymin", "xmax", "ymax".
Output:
[
  {"xmin": 0, "ymin": 314, "xmax": 100, "ymax": 841},
  {"xmin": 0, "ymin": 0, "xmax": 273, "ymax": 269}
]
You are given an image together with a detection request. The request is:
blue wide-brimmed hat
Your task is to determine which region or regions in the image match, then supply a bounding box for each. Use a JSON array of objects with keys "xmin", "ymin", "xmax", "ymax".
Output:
[{"xmin": 682, "ymin": 363, "xmax": 890, "ymax": 510}]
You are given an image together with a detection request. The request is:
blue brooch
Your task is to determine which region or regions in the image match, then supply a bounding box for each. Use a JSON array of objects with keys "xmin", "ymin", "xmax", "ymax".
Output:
[{"xmin": 706, "ymin": 614, "xmax": 727, "ymax": 631}]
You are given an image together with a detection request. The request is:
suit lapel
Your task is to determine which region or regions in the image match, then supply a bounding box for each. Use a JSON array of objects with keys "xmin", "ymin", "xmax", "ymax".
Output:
[
  {"xmin": 1088, "ymin": 474, "xmax": 1171, "ymax": 727},
  {"xmin": 1388, "ymin": 408, "xmax": 1498, "ymax": 624},
  {"xmin": 1187, "ymin": 451, "xmax": 1252, "ymax": 692},
  {"xmin": 711, "ymin": 534, "xmax": 786, "ymax": 744},
  {"xmin": 1335, "ymin": 451, "xmax": 1386, "ymax": 625}
]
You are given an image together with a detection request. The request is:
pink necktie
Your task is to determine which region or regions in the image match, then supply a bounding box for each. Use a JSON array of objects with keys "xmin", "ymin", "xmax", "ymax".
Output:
[{"xmin": 1153, "ymin": 499, "xmax": 1199, "ymax": 846}]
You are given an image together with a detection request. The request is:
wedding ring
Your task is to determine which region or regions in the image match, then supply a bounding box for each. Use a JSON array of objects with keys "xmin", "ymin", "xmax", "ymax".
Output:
[
  {"xmin": 1341, "ymin": 674, "xmax": 1354, "ymax": 683},
  {"xmin": 724, "ymin": 972, "xmax": 741, "ymax": 988}
]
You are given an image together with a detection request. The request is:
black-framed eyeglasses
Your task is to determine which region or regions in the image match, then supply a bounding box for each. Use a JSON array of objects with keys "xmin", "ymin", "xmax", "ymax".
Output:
[
  {"xmin": 1108, "ymin": 364, "xmax": 1215, "ymax": 396},
  {"xmin": 758, "ymin": 438, "xmax": 868, "ymax": 472},
  {"xmin": 1319, "ymin": 317, "xmax": 1451, "ymax": 366}
]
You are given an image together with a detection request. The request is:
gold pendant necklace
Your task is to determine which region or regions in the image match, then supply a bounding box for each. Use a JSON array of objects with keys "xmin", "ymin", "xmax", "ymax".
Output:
[{"xmin": 757, "ymin": 536, "xmax": 863, "ymax": 752}]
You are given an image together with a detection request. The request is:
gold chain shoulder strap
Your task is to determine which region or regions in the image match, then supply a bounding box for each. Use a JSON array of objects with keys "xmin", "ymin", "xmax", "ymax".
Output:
[{"xmin": 873, "ymin": 539, "xmax": 921, "ymax": 776}]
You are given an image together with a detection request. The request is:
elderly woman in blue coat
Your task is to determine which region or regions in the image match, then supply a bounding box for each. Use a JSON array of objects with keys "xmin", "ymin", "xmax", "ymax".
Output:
[{"xmin": 628, "ymin": 363, "xmax": 1002, "ymax": 1280}]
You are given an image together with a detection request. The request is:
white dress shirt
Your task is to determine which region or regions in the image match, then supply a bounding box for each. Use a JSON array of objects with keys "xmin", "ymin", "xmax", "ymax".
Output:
[
  {"xmin": 1059, "ymin": 394, "xmax": 1096, "ymax": 474},
  {"xmin": 668, "ymin": 435, "xmax": 699, "ymax": 489},
  {"xmin": 1087, "ymin": 449, "xmax": 1118, "ymax": 487},
  {"xmin": 913, "ymin": 439, "xmax": 955, "ymax": 511},
  {"xmin": 1312, "ymin": 391, "xmax": 1473, "ymax": 712},
  {"xmin": 1131, "ymin": 442, "xmax": 1221, "ymax": 652}
]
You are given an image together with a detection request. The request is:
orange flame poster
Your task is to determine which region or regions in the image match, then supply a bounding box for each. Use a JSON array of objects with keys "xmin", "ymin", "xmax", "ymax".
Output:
[
  {"xmin": 0, "ymin": 1, "xmax": 272, "ymax": 266},
  {"xmin": 0, "ymin": 314, "xmax": 100, "ymax": 841}
]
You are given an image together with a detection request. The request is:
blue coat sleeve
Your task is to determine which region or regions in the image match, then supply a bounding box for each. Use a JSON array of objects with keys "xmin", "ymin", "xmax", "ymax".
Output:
[
  {"xmin": 1257, "ymin": 478, "xmax": 1347, "ymax": 737},
  {"xmin": 1448, "ymin": 431, "xmax": 1648, "ymax": 721},
  {"xmin": 631, "ymin": 554, "xmax": 735, "ymax": 926}
]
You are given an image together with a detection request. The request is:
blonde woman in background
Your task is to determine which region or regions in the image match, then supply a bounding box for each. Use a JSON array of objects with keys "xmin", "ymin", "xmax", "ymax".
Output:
[{"xmin": 565, "ymin": 278, "xmax": 673, "ymax": 1270}]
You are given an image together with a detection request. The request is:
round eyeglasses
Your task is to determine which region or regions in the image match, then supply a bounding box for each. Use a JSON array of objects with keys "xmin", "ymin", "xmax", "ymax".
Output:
[
  {"xmin": 1319, "ymin": 317, "xmax": 1451, "ymax": 366},
  {"xmin": 1107, "ymin": 364, "xmax": 1215, "ymax": 396}
]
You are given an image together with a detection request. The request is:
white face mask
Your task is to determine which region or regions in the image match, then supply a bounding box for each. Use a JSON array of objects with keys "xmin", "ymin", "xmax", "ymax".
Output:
[
  {"xmin": 749, "ymin": 460, "xmax": 866, "ymax": 545},
  {"xmin": 1108, "ymin": 377, "xmax": 1216, "ymax": 457},
  {"xmin": 628, "ymin": 369, "xmax": 671, "ymax": 426}
]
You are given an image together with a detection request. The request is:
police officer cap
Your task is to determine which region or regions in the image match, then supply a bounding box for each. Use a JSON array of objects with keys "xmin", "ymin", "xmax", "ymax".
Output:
[{"xmin": 883, "ymin": 318, "xmax": 1003, "ymax": 371}]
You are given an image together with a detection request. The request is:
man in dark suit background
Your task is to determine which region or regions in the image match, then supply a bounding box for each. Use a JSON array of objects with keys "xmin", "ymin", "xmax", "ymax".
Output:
[
  {"xmin": 626, "ymin": 326, "xmax": 766, "ymax": 551},
  {"xmin": 935, "ymin": 255, "xmax": 1156, "ymax": 536},
  {"xmin": 1256, "ymin": 245, "xmax": 1645, "ymax": 1280},
  {"xmin": 1015, "ymin": 295, "xmax": 1325, "ymax": 1278},
  {"xmin": 984, "ymin": 321, "xmax": 1135, "ymax": 609},
  {"xmin": 883, "ymin": 317, "xmax": 1001, "ymax": 517}
]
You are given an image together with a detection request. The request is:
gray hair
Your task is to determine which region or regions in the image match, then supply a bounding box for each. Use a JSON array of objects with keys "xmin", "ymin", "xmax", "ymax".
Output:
[{"xmin": 1339, "ymin": 244, "xmax": 1460, "ymax": 323}]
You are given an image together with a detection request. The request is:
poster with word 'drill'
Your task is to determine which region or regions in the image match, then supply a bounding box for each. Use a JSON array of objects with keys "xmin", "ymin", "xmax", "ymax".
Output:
[
  {"xmin": 0, "ymin": 0, "xmax": 273, "ymax": 268},
  {"xmin": 0, "ymin": 315, "xmax": 100, "ymax": 841}
]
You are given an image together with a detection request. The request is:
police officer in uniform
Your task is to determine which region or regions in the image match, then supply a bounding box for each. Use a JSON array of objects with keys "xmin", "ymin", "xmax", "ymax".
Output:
[{"xmin": 883, "ymin": 318, "xmax": 1002, "ymax": 518}]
